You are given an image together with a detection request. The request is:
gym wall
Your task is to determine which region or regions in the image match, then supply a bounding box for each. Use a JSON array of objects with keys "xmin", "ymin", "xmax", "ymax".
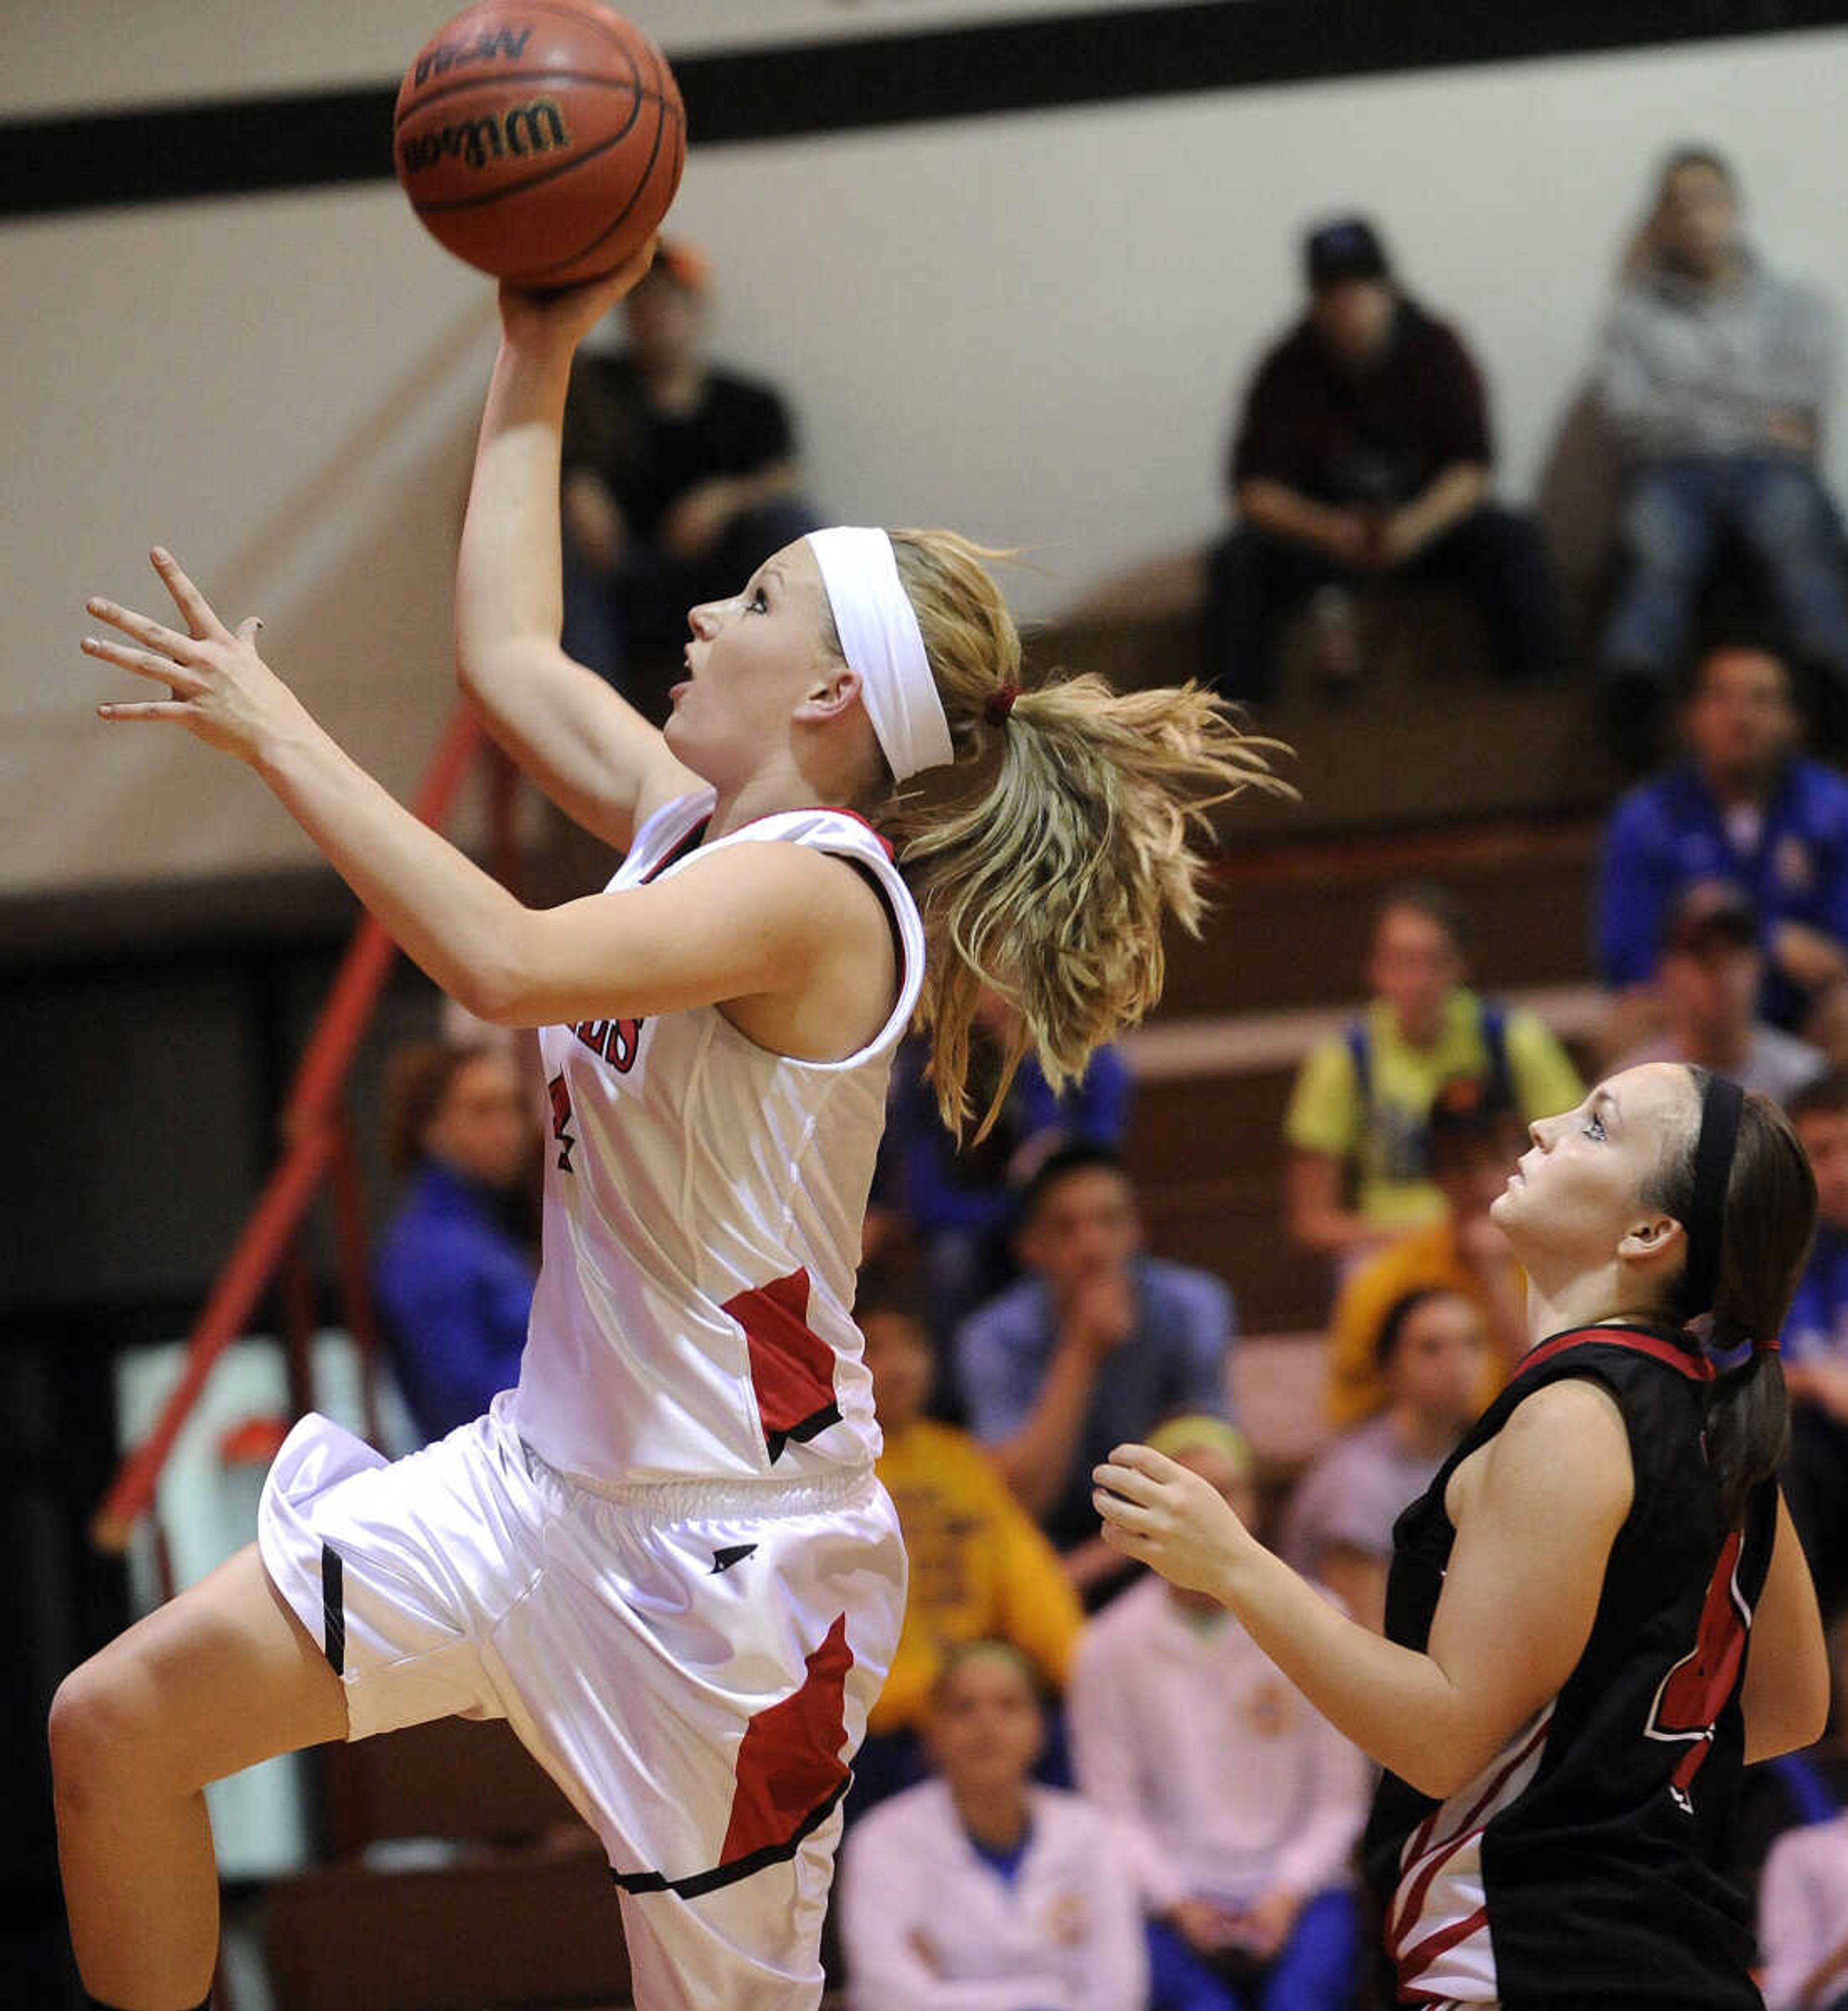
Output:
[{"xmin": 4, "ymin": 1, "xmax": 1846, "ymax": 898}]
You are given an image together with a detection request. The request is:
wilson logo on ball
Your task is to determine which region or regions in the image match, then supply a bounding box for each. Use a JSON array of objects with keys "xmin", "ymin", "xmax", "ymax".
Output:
[
  {"xmin": 412, "ymin": 26, "xmax": 534, "ymax": 87},
  {"xmin": 394, "ymin": 0, "xmax": 685, "ymax": 287},
  {"xmin": 399, "ymin": 99, "xmax": 573, "ymax": 177}
]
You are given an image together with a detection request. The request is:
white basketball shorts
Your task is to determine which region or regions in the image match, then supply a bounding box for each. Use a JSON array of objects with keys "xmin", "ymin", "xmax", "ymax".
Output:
[{"xmin": 257, "ymin": 1393, "xmax": 906, "ymax": 2010}]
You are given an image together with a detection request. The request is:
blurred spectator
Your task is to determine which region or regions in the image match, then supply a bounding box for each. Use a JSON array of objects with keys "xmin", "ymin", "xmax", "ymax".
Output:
[
  {"xmin": 1760, "ymin": 1807, "xmax": 1848, "ymax": 2011},
  {"xmin": 1282, "ymin": 1288, "xmax": 1484, "ymax": 1632},
  {"xmin": 1595, "ymin": 147, "xmax": 1848, "ymax": 769},
  {"xmin": 878, "ymin": 999, "xmax": 1133, "ymax": 1355},
  {"xmin": 1737, "ymin": 1614, "xmax": 1848, "ymax": 1920},
  {"xmin": 1203, "ymin": 214, "xmax": 1560, "ymax": 702},
  {"xmin": 1784, "ymin": 1074, "xmax": 1848, "ymax": 1618},
  {"xmin": 1322, "ymin": 1073, "xmax": 1528, "ymax": 1428},
  {"xmin": 853, "ymin": 1268, "xmax": 1084, "ymax": 1814},
  {"xmin": 1596, "ymin": 641, "xmax": 1848, "ymax": 1048},
  {"xmin": 560, "ymin": 239, "xmax": 820, "ymax": 697},
  {"xmin": 956, "ymin": 1145, "xmax": 1234, "ymax": 1601},
  {"xmin": 1757, "ymin": 1618, "xmax": 1848, "ymax": 2011},
  {"xmin": 375, "ymin": 1041, "xmax": 537, "ymax": 1443},
  {"xmin": 1070, "ymin": 1418, "xmax": 1367, "ymax": 2011},
  {"xmin": 1284, "ymin": 882, "xmax": 1582, "ymax": 1266},
  {"xmin": 1610, "ymin": 883, "xmax": 1826, "ymax": 1105},
  {"xmin": 841, "ymin": 1641, "xmax": 1155, "ymax": 2011}
]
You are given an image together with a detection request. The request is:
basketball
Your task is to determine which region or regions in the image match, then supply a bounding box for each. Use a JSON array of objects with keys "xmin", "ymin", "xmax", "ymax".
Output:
[{"xmin": 394, "ymin": 0, "xmax": 685, "ymax": 288}]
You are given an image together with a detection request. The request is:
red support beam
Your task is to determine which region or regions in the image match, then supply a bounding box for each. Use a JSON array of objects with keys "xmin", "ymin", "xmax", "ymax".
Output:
[
  {"xmin": 93, "ymin": 702, "xmax": 496, "ymax": 1554},
  {"xmin": 92, "ymin": 1125, "xmax": 334, "ymax": 1554}
]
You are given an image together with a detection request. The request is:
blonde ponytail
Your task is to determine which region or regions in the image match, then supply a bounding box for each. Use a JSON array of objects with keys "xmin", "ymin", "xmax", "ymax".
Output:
[{"xmin": 876, "ymin": 530, "xmax": 1293, "ymax": 1134}]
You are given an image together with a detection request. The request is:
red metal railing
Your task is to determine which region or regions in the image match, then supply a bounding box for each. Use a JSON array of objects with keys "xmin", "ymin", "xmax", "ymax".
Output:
[{"xmin": 91, "ymin": 706, "xmax": 504, "ymax": 1553}]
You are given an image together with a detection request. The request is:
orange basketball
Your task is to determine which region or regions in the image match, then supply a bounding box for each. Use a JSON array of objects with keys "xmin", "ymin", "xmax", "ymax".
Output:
[{"xmin": 394, "ymin": 0, "xmax": 685, "ymax": 288}]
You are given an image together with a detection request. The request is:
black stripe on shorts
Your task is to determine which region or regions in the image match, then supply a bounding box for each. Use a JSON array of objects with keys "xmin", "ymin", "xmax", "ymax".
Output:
[
  {"xmin": 320, "ymin": 1543, "xmax": 346, "ymax": 1677},
  {"xmin": 609, "ymin": 1774, "xmax": 850, "ymax": 1900}
]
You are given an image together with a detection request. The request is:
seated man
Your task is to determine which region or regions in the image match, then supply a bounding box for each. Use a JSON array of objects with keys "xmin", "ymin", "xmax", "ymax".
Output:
[
  {"xmin": 560, "ymin": 238, "xmax": 820, "ymax": 697},
  {"xmin": 955, "ymin": 1145, "xmax": 1234, "ymax": 1601},
  {"xmin": 854, "ymin": 1269, "xmax": 1084, "ymax": 1813},
  {"xmin": 1322, "ymin": 1072, "xmax": 1528, "ymax": 1428},
  {"xmin": 1203, "ymin": 213, "xmax": 1560, "ymax": 701},
  {"xmin": 1610, "ymin": 883, "xmax": 1825, "ymax": 1107},
  {"xmin": 840, "ymin": 1641, "xmax": 1156, "ymax": 2011},
  {"xmin": 1284, "ymin": 880, "xmax": 1583, "ymax": 1267},
  {"xmin": 1594, "ymin": 146, "xmax": 1848, "ymax": 767},
  {"xmin": 1282, "ymin": 1287, "xmax": 1485, "ymax": 1633},
  {"xmin": 1597, "ymin": 640, "xmax": 1848, "ymax": 1047},
  {"xmin": 1069, "ymin": 1418, "xmax": 1368, "ymax": 2011},
  {"xmin": 375, "ymin": 1040, "xmax": 537, "ymax": 1444},
  {"xmin": 1784, "ymin": 1074, "xmax": 1848, "ymax": 1619}
]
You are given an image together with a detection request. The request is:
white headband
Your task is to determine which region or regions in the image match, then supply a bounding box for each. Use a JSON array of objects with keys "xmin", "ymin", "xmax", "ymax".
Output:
[{"xmin": 806, "ymin": 527, "xmax": 954, "ymax": 782}]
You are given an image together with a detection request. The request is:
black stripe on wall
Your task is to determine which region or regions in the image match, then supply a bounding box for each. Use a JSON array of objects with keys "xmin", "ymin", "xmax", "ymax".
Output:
[{"xmin": 4, "ymin": 0, "xmax": 1847, "ymax": 220}]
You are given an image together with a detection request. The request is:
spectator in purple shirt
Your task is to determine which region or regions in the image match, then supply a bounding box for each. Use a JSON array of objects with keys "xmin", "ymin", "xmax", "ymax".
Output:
[
  {"xmin": 375, "ymin": 1040, "xmax": 539, "ymax": 1444},
  {"xmin": 1203, "ymin": 215, "xmax": 1562, "ymax": 702}
]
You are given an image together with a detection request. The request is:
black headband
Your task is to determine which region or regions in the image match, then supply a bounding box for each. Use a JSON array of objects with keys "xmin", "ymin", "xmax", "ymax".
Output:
[{"xmin": 1682, "ymin": 1073, "xmax": 1744, "ymax": 1317}]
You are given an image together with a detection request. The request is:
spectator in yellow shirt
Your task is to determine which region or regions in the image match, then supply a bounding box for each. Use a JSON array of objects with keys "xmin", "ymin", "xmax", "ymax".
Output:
[
  {"xmin": 1323, "ymin": 1072, "xmax": 1530, "ymax": 1427},
  {"xmin": 1284, "ymin": 881, "xmax": 1583, "ymax": 1265},
  {"xmin": 853, "ymin": 1269, "xmax": 1084, "ymax": 1814}
]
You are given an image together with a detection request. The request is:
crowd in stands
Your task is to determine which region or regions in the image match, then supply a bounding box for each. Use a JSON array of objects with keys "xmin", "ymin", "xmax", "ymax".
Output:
[{"xmin": 349, "ymin": 139, "xmax": 1848, "ymax": 2008}]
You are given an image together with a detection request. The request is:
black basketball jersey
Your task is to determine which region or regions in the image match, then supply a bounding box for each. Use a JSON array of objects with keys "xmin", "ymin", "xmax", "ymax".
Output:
[{"xmin": 1364, "ymin": 1324, "xmax": 1779, "ymax": 2009}]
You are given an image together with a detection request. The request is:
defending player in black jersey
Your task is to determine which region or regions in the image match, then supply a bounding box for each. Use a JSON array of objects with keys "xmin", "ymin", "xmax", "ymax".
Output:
[{"xmin": 1094, "ymin": 1061, "xmax": 1831, "ymax": 2009}]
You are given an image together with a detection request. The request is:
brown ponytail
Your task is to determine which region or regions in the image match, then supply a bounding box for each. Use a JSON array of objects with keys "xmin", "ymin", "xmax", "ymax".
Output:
[
  {"xmin": 869, "ymin": 529, "xmax": 1292, "ymax": 1135},
  {"xmin": 1645, "ymin": 1070, "xmax": 1816, "ymax": 1526}
]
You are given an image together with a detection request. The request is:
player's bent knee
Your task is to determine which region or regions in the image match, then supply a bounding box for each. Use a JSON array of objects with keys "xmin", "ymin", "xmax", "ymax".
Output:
[{"xmin": 48, "ymin": 1653, "xmax": 156, "ymax": 1810}]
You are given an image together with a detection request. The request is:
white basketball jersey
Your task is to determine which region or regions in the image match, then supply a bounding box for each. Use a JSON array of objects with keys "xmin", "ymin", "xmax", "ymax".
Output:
[{"xmin": 509, "ymin": 789, "xmax": 925, "ymax": 1488}]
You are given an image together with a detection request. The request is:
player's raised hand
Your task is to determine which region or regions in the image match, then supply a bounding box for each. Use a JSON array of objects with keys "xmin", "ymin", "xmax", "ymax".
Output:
[
  {"xmin": 497, "ymin": 237, "xmax": 660, "ymax": 353},
  {"xmin": 86, "ymin": 548, "xmax": 308, "ymax": 764},
  {"xmin": 1092, "ymin": 1441, "xmax": 1257, "ymax": 1598}
]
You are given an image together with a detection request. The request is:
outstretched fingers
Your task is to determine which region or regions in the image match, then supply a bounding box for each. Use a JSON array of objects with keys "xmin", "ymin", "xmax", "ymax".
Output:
[
  {"xmin": 148, "ymin": 546, "xmax": 231, "ymax": 643},
  {"xmin": 81, "ymin": 629, "xmax": 207, "ymax": 697}
]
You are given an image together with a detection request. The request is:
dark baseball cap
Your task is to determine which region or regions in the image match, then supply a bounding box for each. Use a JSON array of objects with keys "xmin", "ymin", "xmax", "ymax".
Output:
[
  {"xmin": 1305, "ymin": 216, "xmax": 1391, "ymax": 290},
  {"xmin": 1428, "ymin": 1070, "xmax": 1518, "ymax": 1155},
  {"xmin": 1663, "ymin": 882, "xmax": 1758, "ymax": 956}
]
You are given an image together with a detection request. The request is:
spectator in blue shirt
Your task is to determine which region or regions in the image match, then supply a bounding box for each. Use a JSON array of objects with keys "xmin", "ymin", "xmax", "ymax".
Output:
[
  {"xmin": 955, "ymin": 1144, "xmax": 1234, "ymax": 1602},
  {"xmin": 1785, "ymin": 1072, "xmax": 1848, "ymax": 1619},
  {"xmin": 875, "ymin": 993, "xmax": 1133, "ymax": 1360},
  {"xmin": 375, "ymin": 1040, "xmax": 539, "ymax": 1444},
  {"xmin": 1597, "ymin": 641, "xmax": 1848, "ymax": 1046}
]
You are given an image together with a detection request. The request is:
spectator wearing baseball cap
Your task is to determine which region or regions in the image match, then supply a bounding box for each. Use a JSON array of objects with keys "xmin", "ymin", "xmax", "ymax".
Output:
[
  {"xmin": 1202, "ymin": 212, "xmax": 1563, "ymax": 702},
  {"xmin": 1610, "ymin": 881, "xmax": 1827, "ymax": 1107},
  {"xmin": 1319, "ymin": 1069, "xmax": 1531, "ymax": 1429},
  {"xmin": 559, "ymin": 235, "xmax": 823, "ymax": 703}
]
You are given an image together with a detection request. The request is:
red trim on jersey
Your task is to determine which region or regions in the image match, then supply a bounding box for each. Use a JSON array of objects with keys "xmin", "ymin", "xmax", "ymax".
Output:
[
  {"xmin": 720, "ymin": 1612, "xmax": 854, "ymax": 1863},
  {"xmin": 725, "ymin": 1268, "xmax": 843, "ymax": 1463},
  {"xmin": 1397, "ymin": 1904, "xmax": 1491, "ymax": 2001},
  {"xmin": 1387, "ymin": 1709, "xmax": 1552, "ymax": 1953},
  {"xmin": 640, "ymin": 813, "xmax": 710, "ymax": 883},
  {"xmin": 1517, "ymin": 1325, "xmax": 1712, "ymax": 1386}
]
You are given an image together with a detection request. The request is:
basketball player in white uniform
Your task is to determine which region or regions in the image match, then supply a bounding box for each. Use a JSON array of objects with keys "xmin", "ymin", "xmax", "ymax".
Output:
[{"xmin": 59, "ymin": 243, "xmax": 1283, "ymax": 2011}]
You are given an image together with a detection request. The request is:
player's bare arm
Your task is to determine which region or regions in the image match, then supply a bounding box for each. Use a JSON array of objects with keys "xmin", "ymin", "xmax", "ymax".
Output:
[
  {"xmin": 454, "ymin": 252, "xmax": 703, "ymax": 853},
  {"xmin": 1095, "ymin": 1376, "xmax": 1633, "ymax": 1800},
  {"xmin": 1741, "ymin": 1492, "xmax": 1831, "ymax": 1762},
  {"xmin": 85, "ymin": 551, "xmax": 889, "ymax": 1045}
]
